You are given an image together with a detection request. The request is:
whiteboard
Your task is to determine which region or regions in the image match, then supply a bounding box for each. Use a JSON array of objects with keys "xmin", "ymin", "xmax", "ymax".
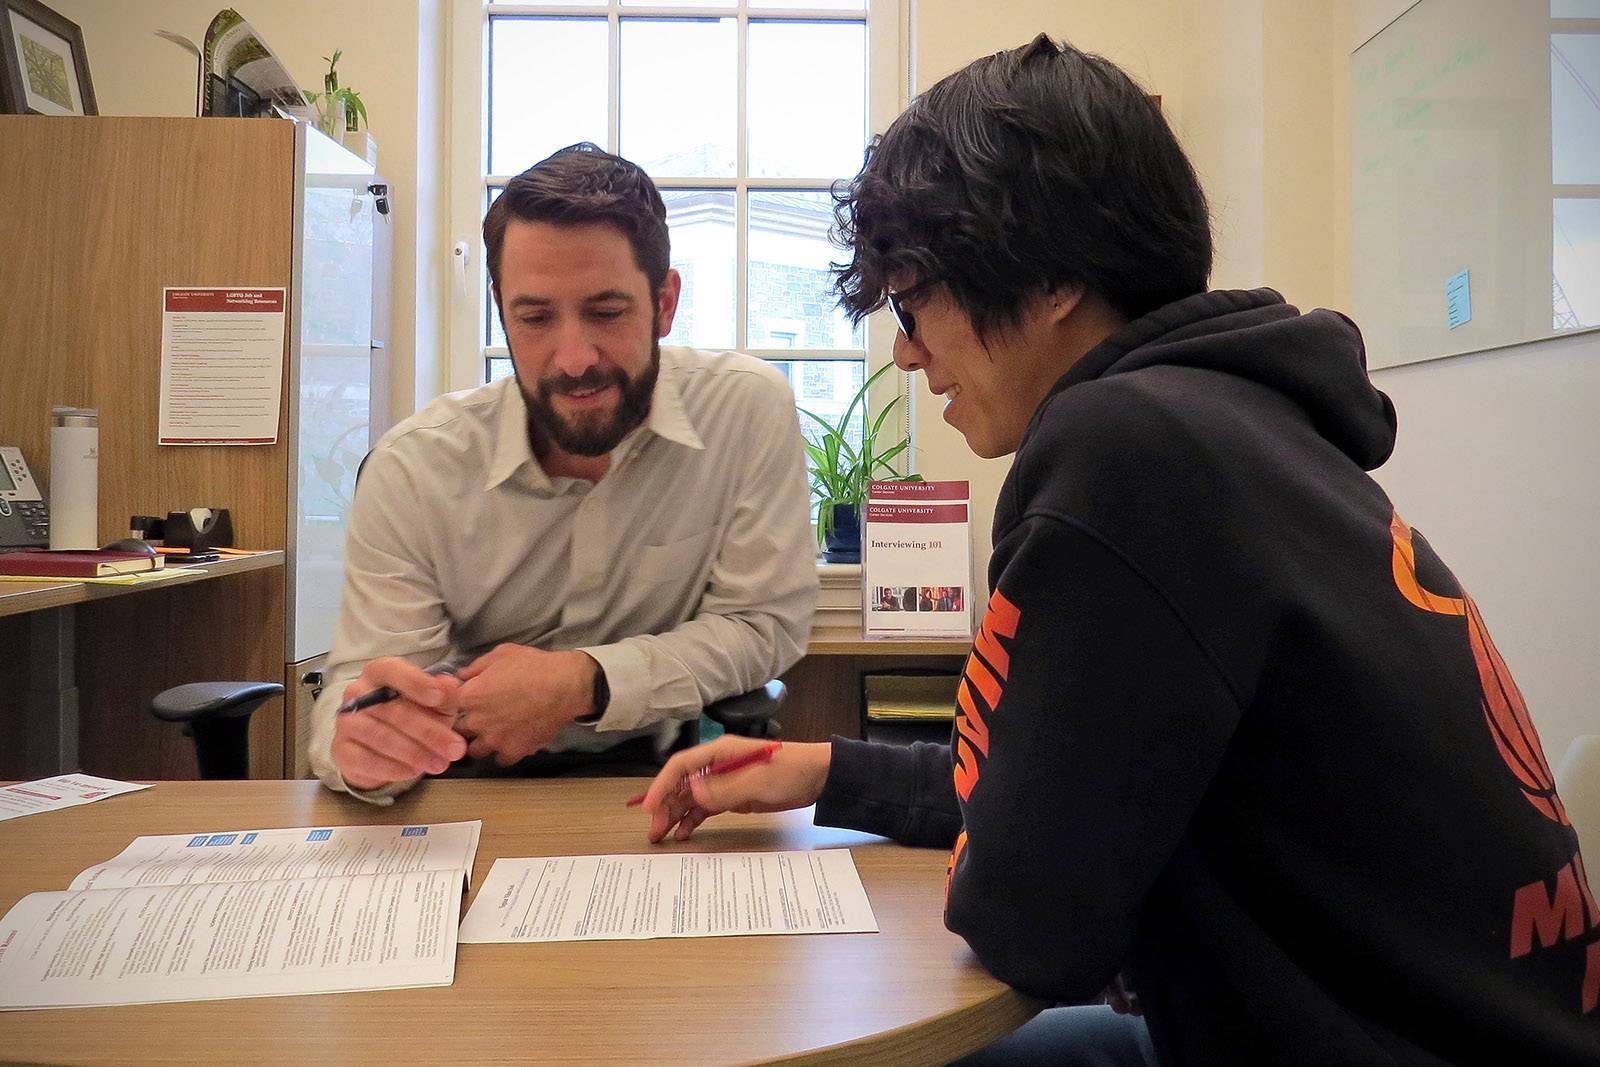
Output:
[{"xmin": 1351, "ymin": 0, "xmax": 1600, "ymax": 368}]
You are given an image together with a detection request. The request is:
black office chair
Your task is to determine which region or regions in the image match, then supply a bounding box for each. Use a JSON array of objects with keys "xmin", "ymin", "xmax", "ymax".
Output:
[
  {"xmin": 150, "ymin": 678, "xmax": 784, "ymax": 780},
  {"xmin": 151, "ymin": 682, "xmax": 286, "ymax": 779}
]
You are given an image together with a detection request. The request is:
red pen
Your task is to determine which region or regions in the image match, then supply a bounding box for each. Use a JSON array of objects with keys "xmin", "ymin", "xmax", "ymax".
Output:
[{"xmin": 626, "ymin": 740, "xmax": 783, "ymax": 807}]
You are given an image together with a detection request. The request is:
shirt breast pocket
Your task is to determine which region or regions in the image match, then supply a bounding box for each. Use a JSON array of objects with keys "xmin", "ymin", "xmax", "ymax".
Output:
[{"xmin": 637, "ymin": 528, "xmax": 716, "ymax": 587}]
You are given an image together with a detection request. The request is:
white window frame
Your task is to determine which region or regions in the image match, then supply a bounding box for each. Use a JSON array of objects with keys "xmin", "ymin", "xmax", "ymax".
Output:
[
  {"xmin": 1551, "ymin": 13, "xmax": 1600, "ymax": 331},
  {"xmin": 445, "ymin": 0, "xmax": 910, "ymax": 437}
]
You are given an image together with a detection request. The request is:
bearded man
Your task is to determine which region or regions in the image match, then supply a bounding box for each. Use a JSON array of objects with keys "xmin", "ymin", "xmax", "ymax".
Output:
[{"xmin": 311, "ymin": 144, "xmax": 816, "ymax": 799}]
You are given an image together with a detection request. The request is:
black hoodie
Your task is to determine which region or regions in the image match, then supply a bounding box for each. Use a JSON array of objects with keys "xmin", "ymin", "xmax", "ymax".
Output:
[{"xmin": 815, "ymin": 290, "xmax": 1600, "ymax": 1064}]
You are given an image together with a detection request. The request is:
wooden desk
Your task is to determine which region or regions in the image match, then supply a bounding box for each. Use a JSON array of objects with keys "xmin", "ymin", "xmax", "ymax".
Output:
[
  {"xmin": 0, "ymin": 779, "xmax": 1043, "ymax": 1065},
  {"xmin": 782, "ymin": 628, "xmax": 971, "ymax": 743},
  {"xmin": 0, "ymin": 551, "xmax": 284, "ymax": 618},
  {"xmin": 0, "ymin": 553, "xmax": 286, "ymax": 781}
]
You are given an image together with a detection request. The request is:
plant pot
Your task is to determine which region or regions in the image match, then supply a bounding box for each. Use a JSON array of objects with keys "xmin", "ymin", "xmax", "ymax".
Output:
[{"xmin": 822, "ymin": 501, "xmax": 861, "ymax": 564}]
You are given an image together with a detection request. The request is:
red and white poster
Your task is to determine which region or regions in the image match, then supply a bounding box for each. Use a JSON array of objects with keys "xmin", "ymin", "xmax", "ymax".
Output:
[
  {"xmin": 863, "ymin": 480, "xmax": 973, "ymax": 638},
  {"xmin": 158, "ymin": 287, "xmax": 286, "ymax": 445}
]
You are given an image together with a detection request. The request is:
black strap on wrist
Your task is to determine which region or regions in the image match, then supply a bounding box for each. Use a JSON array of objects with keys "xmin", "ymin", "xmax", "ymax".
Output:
[{"xmin": 575, "ymin": 662, "xmax": 609, "ymax": 725}]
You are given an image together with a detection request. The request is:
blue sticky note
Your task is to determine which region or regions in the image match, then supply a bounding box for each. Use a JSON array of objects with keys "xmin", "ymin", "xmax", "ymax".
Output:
[{"xmin": 1446, "ymin": 269, "xmax": 1471, "ymax": 329}]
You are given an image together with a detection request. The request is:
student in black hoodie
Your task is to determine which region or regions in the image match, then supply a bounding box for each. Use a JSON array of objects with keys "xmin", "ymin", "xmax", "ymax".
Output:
[{"xmin": 638, "ymin": 33, "xmax": 1600, "ymax": 1065}]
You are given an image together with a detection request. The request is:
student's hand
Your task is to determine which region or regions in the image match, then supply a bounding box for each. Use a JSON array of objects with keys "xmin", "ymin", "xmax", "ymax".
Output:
[
  {"xmin": 331, "ymin": 657, "xmax": 465, "ymax": 791},
  {"xmin": 454, "ymin": 645, "xmax": 596, "ymax": 765},
  {"xmin": 1103, "ymin": 973, "xmax": 1142, "ymax": 1016},
  {"xmin": 639, "ymin": 736, "xmax": 832, "ymax": 843}
]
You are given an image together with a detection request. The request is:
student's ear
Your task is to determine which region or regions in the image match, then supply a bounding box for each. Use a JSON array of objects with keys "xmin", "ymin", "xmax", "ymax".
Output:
[
  {"xmin": 655, "ymin": 269, "xmax": 683, "ymax": 338},
  {"xmin": 1044, "ymin": 283, "xmax": 1086, "ymax": 327}
]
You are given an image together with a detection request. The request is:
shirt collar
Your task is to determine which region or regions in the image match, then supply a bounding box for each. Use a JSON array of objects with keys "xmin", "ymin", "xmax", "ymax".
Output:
[
  {"xmin": 642, "ymin": 347, "xmax": 705, "ymax": 453},
  {"xmin": 482, "ymin": 348, "xmax": 705, "ymax": 493}
]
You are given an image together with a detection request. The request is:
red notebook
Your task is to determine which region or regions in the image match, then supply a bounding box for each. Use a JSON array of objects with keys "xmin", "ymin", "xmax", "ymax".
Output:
[{"xmin": 0, "ymin": 550, "xmax": 163, "ymax": 578}]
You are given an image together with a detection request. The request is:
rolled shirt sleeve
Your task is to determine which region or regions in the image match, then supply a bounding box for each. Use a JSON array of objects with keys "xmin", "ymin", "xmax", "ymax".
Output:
[{"xmin": 308, "ymin": 446, "xmax": 451, "ymax": 804}]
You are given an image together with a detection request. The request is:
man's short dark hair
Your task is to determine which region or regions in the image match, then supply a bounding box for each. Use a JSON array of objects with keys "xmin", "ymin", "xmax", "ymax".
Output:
[
  {"xmin": 833, "ymin": 33, "xmax": 1212, "ymax": 338},
  {"xmin": 484, "ymin": 142, "xmax": 670, "ymax": 295}
]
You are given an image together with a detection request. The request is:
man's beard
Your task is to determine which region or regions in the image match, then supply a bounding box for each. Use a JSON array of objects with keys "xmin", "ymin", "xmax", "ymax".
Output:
[{"xmin": 516, "ymin": 335, "xmax": 661, "ymax": 459}]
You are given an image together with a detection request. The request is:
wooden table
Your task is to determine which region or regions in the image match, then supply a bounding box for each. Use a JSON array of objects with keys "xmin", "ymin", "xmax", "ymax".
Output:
[
  {"xmin": 1, "ymin": 552, "xmax": 285, "ymax": 779},
  {"xmin": 0, "ymin": 778, "xmax": 1042, "ymax": 1065}
]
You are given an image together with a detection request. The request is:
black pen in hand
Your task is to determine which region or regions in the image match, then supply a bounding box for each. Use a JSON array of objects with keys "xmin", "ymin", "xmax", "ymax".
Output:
[{"xmin": 335, "ymin": 662, "xmax": 460, "ymax": 715}]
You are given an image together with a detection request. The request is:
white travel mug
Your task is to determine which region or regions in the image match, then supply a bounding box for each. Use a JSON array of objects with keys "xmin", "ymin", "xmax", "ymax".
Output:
[{"xmin": 49, "ymin": 406, "xmax": 99, "ymax": 550}]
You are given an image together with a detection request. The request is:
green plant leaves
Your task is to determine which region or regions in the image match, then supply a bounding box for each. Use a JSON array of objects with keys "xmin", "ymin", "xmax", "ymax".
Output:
[{"xmin": 800, "ymin": 362, "xmax": 919, "ymax": 547}]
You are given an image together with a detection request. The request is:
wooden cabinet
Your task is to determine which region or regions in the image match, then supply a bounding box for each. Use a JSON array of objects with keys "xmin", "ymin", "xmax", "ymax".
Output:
[{"xmin": 0, "ymin": 117, "xmax": 383, "ymax": 780}]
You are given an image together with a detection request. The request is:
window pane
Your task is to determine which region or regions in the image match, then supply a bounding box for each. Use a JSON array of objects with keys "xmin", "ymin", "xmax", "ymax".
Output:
[
  {"xmin": 663, "ymin": 190, "xmax": 736, "ymax": 349},
  {"xmin": 490, "ymin": 18, "xmax": 608, "ymax": 176},
  {"xmin": 624, "ymin": 0, "xmax": 734, "ymax": 6},
  {"xmin": 748, "ymin": 21, "xmax": 867, "ymax": 179},
  {"xmin": 751, "ymin": 0, "xmax": 864, "ymax": 8},
  {"xmin": 1553, "ymin": 1, "xmax": 1600, "ymax": 16},
  {"xmin": 488, "ymin": 357, "xmax": 516, "ymax": 383},
  {"xmin": 1554, "ymin": 198, "xmax": 1600, "ymax": 329},
  {"xmin": 748, "ymin": 192, "xmax": 862, "ymax": 350},
  {"xmin": 1552, "ymin": 34, "xmax": 1600, "ymax": 184},
  {"xmin": 773, "ymin": 359, "xmax": 869, "ymax": 516},
  {"xmin": 487, "ymin": 185, "xmax": 506, "ymax": 348},
  {"xmin": 620, "ymin": 19, "xmax": 736, "ymax": 178}
]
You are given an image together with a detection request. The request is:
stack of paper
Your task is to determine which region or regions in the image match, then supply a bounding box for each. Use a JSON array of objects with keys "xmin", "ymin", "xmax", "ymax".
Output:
[
  {"xmin": 815, "ymin": 563, "xmax": 864, "ymax": 633},
  {"xmin": 864, "ymin": 674, "xmax": 959, "ymax": 722},
  {"xmin": 0, "ymin": 821, "xmax": 480, "ymax": 1010}
]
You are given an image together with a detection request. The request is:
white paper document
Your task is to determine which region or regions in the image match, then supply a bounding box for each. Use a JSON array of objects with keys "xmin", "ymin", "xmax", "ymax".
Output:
[
  {"xmin": 158, "ymin": 286, "xmax": 287, "ymax": 445},
  {"xmin": 0, "ymin": 775, "xmax": 151, "ymax": 822},
  {"xmin": 459, "ymin": 849, "xmax": 878, "ymax": 944},
  {"xmin": 0, "ymin": 821, "xmax": 480, "ymax": 1010},
  {"xmin": 69, "ymin": 820, "xmax": 483, "ymax": 891}
]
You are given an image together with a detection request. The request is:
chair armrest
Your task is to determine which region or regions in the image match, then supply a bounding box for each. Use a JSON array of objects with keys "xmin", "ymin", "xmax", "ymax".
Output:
[
  {"xmin": 150, "ymin": 682, "xmax": 285, "ymax": 724},
  {"xmin": 703, "ymin": 680, "xmax": 786, "ymax": 738}
]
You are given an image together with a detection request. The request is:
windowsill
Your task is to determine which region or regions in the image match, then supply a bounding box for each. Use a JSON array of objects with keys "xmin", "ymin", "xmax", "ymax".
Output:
[{"xmin": 816, "ymin": 561, "xmax": 861, "ymax": 583}]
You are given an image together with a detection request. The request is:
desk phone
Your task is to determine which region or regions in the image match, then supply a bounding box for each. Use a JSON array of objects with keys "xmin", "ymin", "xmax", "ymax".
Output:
[{"xmin": 0, "ymin": 446, "xmax": 49, "ymax": 548}]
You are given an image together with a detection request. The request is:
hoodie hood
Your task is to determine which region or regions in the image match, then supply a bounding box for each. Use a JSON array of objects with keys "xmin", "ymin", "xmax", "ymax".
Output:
[{"xmin": 1046, "ymin": 288, "xmax": 1397, "ymax": 470}]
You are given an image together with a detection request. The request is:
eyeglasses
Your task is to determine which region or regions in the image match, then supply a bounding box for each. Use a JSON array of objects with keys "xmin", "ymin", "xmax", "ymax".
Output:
[{"xmin": 886, "ymin": 289, "xmax": 916, "ymax": 341}]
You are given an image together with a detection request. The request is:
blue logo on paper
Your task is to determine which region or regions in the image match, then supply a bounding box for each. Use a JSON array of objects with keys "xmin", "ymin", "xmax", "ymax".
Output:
[
  {"xmin": 1446, "ymin": 269, "xmax": 1472, "ymax": 329},
  {"xmin": 241, "ymin": 833, "xmax": 257, "ymax": 844},
  {"xmin": 205, "ymin": 834, "xmax": 238, "ymax": 846},
  {"xmin": 187, "ymin": 835, "xmax": 209, "ymax": 847},
  {"xmin": 306, "ymin": 829, "xmax": 332, "ymax": 842},
  {"xmin": 401, "ymin": 826, "xmax": 428, "ymax": 837}
]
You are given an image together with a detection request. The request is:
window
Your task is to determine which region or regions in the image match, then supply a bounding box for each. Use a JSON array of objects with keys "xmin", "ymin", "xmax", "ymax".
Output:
[
  {"xmin": 449, "ymin": 0, "xmax": 906, "ymax": 464},
  {"xmin": 1552, "ymin": 6, "xmax": 1600, "ymax": 328}
]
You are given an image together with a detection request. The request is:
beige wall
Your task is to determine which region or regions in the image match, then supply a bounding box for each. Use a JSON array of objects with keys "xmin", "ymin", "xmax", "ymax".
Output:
[
  {"xmin": 50, "ymin": 0, "xmax": 446, "ymax": 425},
  {"xmin": 1262, "ymin": 0, "xmax": 1352, "ymax": 314}
]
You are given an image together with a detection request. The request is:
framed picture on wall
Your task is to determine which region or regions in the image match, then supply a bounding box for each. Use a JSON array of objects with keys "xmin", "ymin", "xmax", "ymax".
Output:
[{"xmin": 0, "ymin": 0, "xmax": 95, "ymax": 116}]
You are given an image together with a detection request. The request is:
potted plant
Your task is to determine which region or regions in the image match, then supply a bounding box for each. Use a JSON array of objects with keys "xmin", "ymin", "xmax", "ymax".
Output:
[
  {"xmin": 799, "ymin": 362, "xmax": 917, "ymax": 563},
  {"xmin": 303, "ymin": 50, "xmax": 366, "ymax": 139}
]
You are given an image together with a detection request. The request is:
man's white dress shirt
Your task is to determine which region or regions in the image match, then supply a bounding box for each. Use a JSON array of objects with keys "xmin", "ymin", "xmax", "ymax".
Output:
[{"xmin": 310, "ymin": 346, "xmax": 818, "ymax": 802}]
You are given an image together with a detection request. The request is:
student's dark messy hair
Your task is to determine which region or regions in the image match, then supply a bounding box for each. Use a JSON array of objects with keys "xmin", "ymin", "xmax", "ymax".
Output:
[{"xmin": 833, "ymin": 33, "xmax": 1211, "ymax": 339}]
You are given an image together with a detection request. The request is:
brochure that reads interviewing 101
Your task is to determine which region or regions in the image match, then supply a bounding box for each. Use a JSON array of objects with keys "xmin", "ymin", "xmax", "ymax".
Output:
[{"xmin": 862, "ymin": 480, "xmax": 973, "ymax": 639}]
